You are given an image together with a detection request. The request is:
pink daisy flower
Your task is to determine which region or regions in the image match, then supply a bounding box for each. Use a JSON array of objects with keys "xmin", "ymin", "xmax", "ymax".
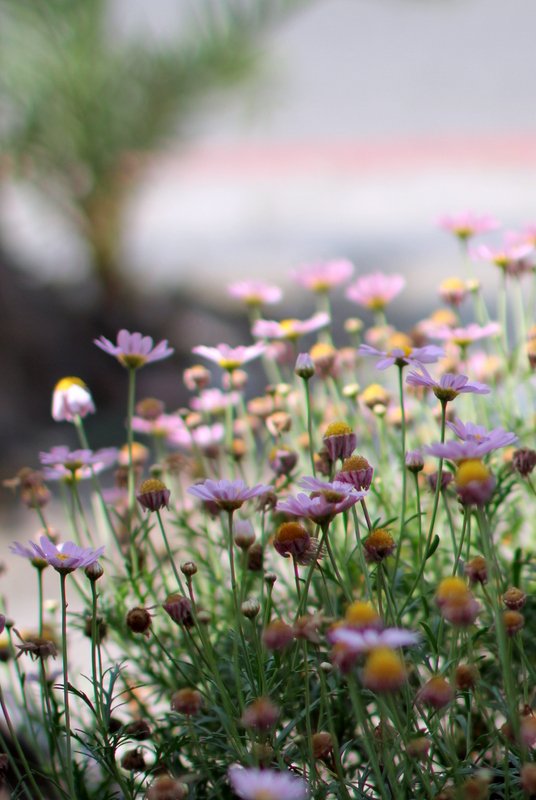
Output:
[
  {"xmin": 328, "ymin": 626, "xmax": 420, "ymax": 652},
  {"xmin": 277, "ymin": 477, "xmax": 365, "ymax": 524},
  {"xmin": 131, "ymin": 413, "xmax": 186, "ymax": 438},
  {"xmin": 52, "ymin": 377, "xmax": 95, "ymax": 423},
  {"xmin": 228, "ymin": 281, "xmax": 282, "ymax": 306},
  {"xmin": 346, "ymin": 272, "xmax": 405, "ymax": 310},
  {"xmin": 228, "ymin": 767, "xmax": 309, "ymax": 800},
  {"xmin": 446, "ymin": 417, "xmax": 517, "ymax": 448},
  {"xmin": 94, "ymin": 330, "xmax": 174, "ymax": 369},
  {"xmin": 190, "ymin": 389, "xmax": 241, "ymax": 414},
  {"xmin": 188, "ymin": 478, "xmax": 271, "ymax": 511},
  {"xmin": 192, "ymin": 343, "xmax": 266, "ymax": 371},
  {"xmin": 292, "ymin": 259, "xmax": 354, "ymax": 292},
  {"xmin": 39, "ymin": 446, "xmax": 118, "ymax": 470},
  {"xmin": 358, "ymin": 343, "xmax": 443, "ymax": 371},
  {"xmin": 252, "ymin": 312, "xmax": 330, "ymax": 341},
  {"xmin": 426, "ymin": 426, "xmax": 517, "ymax": 461},
  {"xmin": 406, "ymin": 366, "xmax": 490, "ymax": 401},
  {"xmin": 169, "ymin": 422, "xmax": 225, "ymax": 452},
  {"xmin": 430, "ymin": 323, "xmax": 501, "ymax": 348},
  {"xmin": 17, "ymin": 536, "xmax": 104, "ymax": 574},
  {"xmin": 470, "ymin": 242, "xmax": 534, "ymax": 277},
  {"xmin": 437, "ymin": 211, "xmax": 499, "ymax": 241}
]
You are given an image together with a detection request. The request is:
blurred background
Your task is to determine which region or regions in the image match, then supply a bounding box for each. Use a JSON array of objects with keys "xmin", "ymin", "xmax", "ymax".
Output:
[{"xmin": 1, "ymin": 0, "xmax": 536, "ymax": 473}]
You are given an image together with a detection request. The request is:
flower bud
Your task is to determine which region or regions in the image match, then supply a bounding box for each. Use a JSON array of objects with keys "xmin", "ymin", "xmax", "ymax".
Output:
[
  {"xmin": 171, "ymin": 688, "xmax": 202, "ymax": 716},
  {"xmin": 163, "ymin": 594, "xmax": 194, "ymax": 628},
  {"xmin": 405, "ymin": 450, "xmax": 424, "ymax": 473},
  {"xmin": 136, "ymin": 478, "xmax": 170, "ymax": 512},
  {"xmin": 126, "ymin": 607, "xmax": 152, "ymax": 635},
  {"xmin": 465, "ymin": 556, "xmax": 487, "ymax": 585},
  {"xmin": 312, "ymin": 731, "xmax": 333, "ymax": 760},
  {"xmin": 85, "ymin": 561, "xmax": 104, "ymax": 582},
  {"xmin": 512, "ymin": 447, "xmax": 536, "ymax": 477},
  {"xmin": 417, "ymin": 676, "xmax": 454, "ymax": 710},
  {"xmin": 234, "ymin": 519, "xmax": 255, "ymax": 550},
  {"xmin": 295, "ymin": 353, "xmax": 315, "ymax": 380},
  {"xmin": 241, "ymin": 599, "xmax": 261, "ymax": 619},
  {"xmin": 323, "ymin": 421, "xmax": 356, "ymax": 462},
  {"xmin": 121, "ymin": 749, "xmax": 146, "ymax": 772},
  {"xmin": 124, "ymin": 719, "xmax": 152, "ymax": 740},
  {"xmin": 364, "ymin": 528, "xmax": 396, "ymax": 563},
  {"xmin": 146, "ymin": 776, "xmax": 188, "ymax": 800},
  {"xmin": 503, "ymin": 609, "xmax": 524, "ymax": 636},
  {"xmin": 262, "ymin": 619, "xmax": 294, "ymax": 651},
  {"xmin": 503, "ymin": 586, "xmax": 527, "ymax": 610},
  {"xmin": 455, "ymin": 664, "xmax": 478, "ymax": 691},
  {"xmin": 241, "ymin": 697, "xmax": 280, "ymax": 731},
  {"xmin": 180, "ymin": 561, "xmax": 197, "ymax": 577}
]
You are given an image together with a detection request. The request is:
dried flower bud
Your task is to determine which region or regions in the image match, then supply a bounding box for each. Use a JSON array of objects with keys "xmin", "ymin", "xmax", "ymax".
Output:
[
  {"xmin": 126, "ymin": 607, "xmax": 152, "ymax": 635},
  {"xmin": 455, "ymin": 664, "xmax": 478, "ymax": 691},
  {"xmin": 465, "ymin": 556, "xmax": 487, "ymax": 585},
  {"xmin": 121, "ymin": 749, "xmax": 146, "ymax": 772},
  {"xmin": 268, "ymin": 446, "xmax": 298, "ymax": 477},
  {"xmin": 241, "ymin": 599, "xmax": 261, "ymax": 619},
  {"xmin": 336, "ymin": 455, "xmax": 374, "ymax": 490},
  {"xmin": 512, "ymin": 448, "xmax": 536, "ymax": 477},
  {"xmin": 262, "ymin": 619, "xmax": 294, "ymax": 651},
  {"xmin": 417, "ymin": 676, "xmax": 454, "ymax": 710},
  {"xmin": 163, "ymin": 594, "xmax": 194, "ymax": 628},
  {"xmin": 273, "ymin": 522, "xmax": 318, "ymax": 565},
  {"xmin": 83, "ymin": 615, "xmax": 107, "ymax": 643},
  {"xmin": 364, "ymin": 528, "xmax": 396, "ymax": 563},
  {"xmin": 503, "ymin": 609, "xmax": 524, "ymax": 636},
  {"xmin": 136, "ymin": 397, "xmax": 165, "ymax": 420},
  {"xmin": 312, "ymin": 731, "xmax": 333, "ymax": 759},
  {"xmin": 406, "ymin": 736, "xmax": 430, "ymax": 760},
  {"xmin": 171, "ymin": 688, "xmax": 202, "ymax": 716},
  {"xmin": 146, "ymin": 776, "xmax": 188, "ymax": 800},
  {"xmin": 180, "ymin": 561, "xmax": 197, "ymax": 577},
  {"xmin": 323, "ymin": 421, "xmax": 356, "ymax": 461},
  {"xmin": 241, "ymin": 697, "xmax": 280, "ymax": 731},
  {"xmin": 124, "ymin": 719, "xmax": 152, "ymax": 740},
  {"xmin": 503, "ymin": 586, "xmax": 527, "ymax": 610},
  {"xmin": 136, "ymin": 478, "xmax": 170, "ymax": 512},
  {"xmin": 521, "ymin": 763, "xmax": 536, "ymax": 795}
]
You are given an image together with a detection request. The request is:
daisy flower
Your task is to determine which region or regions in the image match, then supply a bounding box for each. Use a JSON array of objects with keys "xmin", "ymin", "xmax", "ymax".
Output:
[
  {"xmin": 94, "ymin": 330, "xmax": 174, "ymax": 369},
  {"xmin": 437, "ymin": 211, "xmax": 499, "ymax": 241},
  {"xmin": 228, "ymin": 281, "xmax": 282, "ymax": 306},
  {"xmin": 470, "ymin": 242, "xmax": 534, "ymax": 277},
  {"xmin": 277, "ymin": 477, "xmax": 364, "ymax": 524},
  {"xmin": 430, "ymin": 323, "xmax": 500, "ymax": 348},
  {"xmin": 328, "ymin": 626, "xmax": 420, "ymax": 652},
  {"xmin": 16, "ymin": 536, "xmax": 104, "ymax": 574},
  {"xmin": 406, "ymin": 366, "xmax": 490, "ymax": 401},
  {"xmin": 446, "ymin": 417, "xmax": 517, "ymax": 448},
  {"xmin": 346, "ymin": 272, "xmax": 405, "ymax": 310},
  {"xmin": 252, "ymin": 312, "xmax": 329, "ymax": 341},
  {"xmin": 188, "ymin": 479, "xmax": 271, "ymax": 511},
  {"xmin": 228, "ymin": 767, "xmax": 309, "ymax": 800},
  {"xmin": 358, "ymin": 342, "xmax": 444, "ymax": 371},
  {"xmin": 52, "ymin": 377, "xmax": 95, "ymax": 422},
  {"xmin": 192, "ymin": 343, "xmax": 266, "ymax": 371},
  {"xmin": 292, "ymin": 259, "xmax": 354, "ymax": 292}
]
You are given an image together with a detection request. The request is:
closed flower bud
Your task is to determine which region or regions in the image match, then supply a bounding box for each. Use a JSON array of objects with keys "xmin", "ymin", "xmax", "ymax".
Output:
[
  {"xmin": 241, "ymin": 697, "xmax": 280, "ymax": 731},
  {"xmin": 264, "ymin": 572, "xmax": 277, "ymax": 586},
  {"xmin": 121, "ymin": 749, "xmax": 146, "ymax": 772},
  {"xmin": 503, "ymin": 609, "xmax": 524, "ymax": 636},
  {"xmin": 83, "ymin": 615, "xmax": 107, "ymax": 643},
  {"xmin": 268, "ymin": 446, "xmax": 298, "ymax": 477},
  {"xmin": 136, "ymin": 479, "xmax": 170, "ymax": 512},
  {"xmin": 180, "ymin": 561, "xmax": 197, "ymax": 577},
  {"xmin": 310, "ymin": 342, "xmax": 337, "ymax": 378},
  {"xmin": 295, "ymin": 353, "xmax": 315, "ymax": 380},
  {"xmin": 362, "ymin": 647, "xmax": 406, "ymax": 692},
  {"xmin": 163, "ymin": 594, "xmax": 194, "ymax": 628},
  {"xmin": 460, "ymin": 774, "xmax": 489, "ymax": 800},
  {"xmin": 262, "ymin": 619, "xmax": 294, "ymax": 651},
  {"xmin": 170, "ymin": 688, "xmax": 202, "ymax": 716},
  {"xmin": 234, "ymin": 519, "xmax": 256, "ymax": 550},
  {"xmin": 521, "ymin": 715, "xmax": 536, "ymax": 747},
  {"xmin": 405, "ymin": 450, "xmax": 424, "ymax": 473},
  {"xmin": 427, "ymin": 470, "xmax": 453, "ymax": 493},
  {"xmin": 241, "ymin": 598, "xmax": 260, "ymax": 619},
  {"xmin": 247, "ymin": 542, "xmax": 263, "ymax": 572},
  {"xmin": 135, "ymin": 397, "xmax": 165, "ymax": 420},
  {"xmin": 512, "ymin": 447, "xmax": 536, "ymax": 477},
  {"xmin": 85, "ymin": 561, "xmax": 104, "ymax": 582},
  {"xmin": 364, "ymin": 528, "xmax": 396, "ymax": 563},
  {"xmin": 503, "ymin": 586, "xmax": 527, "ymax": 610},
  {"xmin": 126, "ymin": 607, "xmax": 152, "ymax": 635},
  {"xmin": 266, "ymin": 411, "xmax": 292, "ymax": 438}
]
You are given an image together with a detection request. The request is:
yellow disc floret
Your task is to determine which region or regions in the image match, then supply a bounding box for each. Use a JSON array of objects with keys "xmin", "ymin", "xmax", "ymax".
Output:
[
  {"xmin": 345, "ymin": 601, "xmax": 380, "ymax": 628},
  {"xmin": 362, "ymin": 647, "xmax": 406, "ymax": 692},
  {"xmin": 324, "ymin": 421, "xmax": 353, "ymax": 438},
  {"xmin": 435, "ymin": 576, "xmax": 469, "ymax": 606},
  {"xmin": 54, "ymin": 376, "xmax": 88, "ymax": 392},
  {"xmin": 455, "ymin": 459, "xmax": 490, "ymax": 488}
]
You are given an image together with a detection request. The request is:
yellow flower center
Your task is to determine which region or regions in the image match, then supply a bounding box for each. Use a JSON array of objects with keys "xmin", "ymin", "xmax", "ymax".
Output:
[
  {"xmin": 54, "ymin": 376, "xmax": 87, "ymax": 392},
  {"xmin": 253, "ymin": 791, "xmax": 276, "ymax": 800},
  {"xmin": 310, "ymin": 342, "xmax": 336, "ymax": 361},
  {"xmin": 279, "ymin": 319, "xmax": 300, "ymax": 339},
  {"xmin": 341, "ymin": 455, "xmax": 370, "ymax": 472},
  {"xmin": 218, "ymin": 358, "xmax": 242, "ymax": 371},
  {"xmin": 455, "ymin": 459, "xmax": 490, "ymax": 487},
  {"xmin": 311, "ymin": 279, "xmax": 331, "ymax": 293},
  {"xmin": 345, "ymin": 601, "xmax": 380, "ymax": 627},
  {"xmin": 324, "ymin": 421, "xmax": 353, "ymax": 437},
  {"xmin": 436, "ymin": 576, "xmax": 469, "ymax": 604},
  {"xmin": 275, "ymin": 522, "xmax": 308, "ymax": 543},
  {"xmin": 363, "ymin": 647, "xmax": 406, "ymax": 688},
  {"xmin": 388, "ymin": 332, "xmax": 413, "ymax": 355},
  {"xmin": 360, "ymin": 383, "xmax": 390, "ymax": 408},
  {"xmin": 56, "ymin": 553, "xmax": 70, "ymax": 561},
  {"xmin": 138, "ymin": 478, "xmax": 167, "ymax": 494},
  {"xmin": 440, "ymin": 277, "xmax": 466, "ymax": 292}
]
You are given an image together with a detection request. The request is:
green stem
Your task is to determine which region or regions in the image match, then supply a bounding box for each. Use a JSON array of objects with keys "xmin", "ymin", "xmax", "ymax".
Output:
[
  {"xmin": 59, "ymin": 572, "xmax": 76, "ymax": 797},
  {"xmin": 303, "ymin": 378, "xmax": 316, "ymax": 476},
  {"xmin": 126, "ymin": 366, "xmax": 137, "ymax": 519},
  {"xmin": 393, "ymin": 364, "xmax": 407, "ymax": 577}
]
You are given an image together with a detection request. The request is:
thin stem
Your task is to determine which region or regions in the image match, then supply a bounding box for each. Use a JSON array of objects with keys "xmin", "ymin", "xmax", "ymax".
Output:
[
  {"xmin": 303, "ymin": 377, "xmax": 316, "ymax": 476},
  {"xmin": 126, "ymin": 366, "xmax": 137, "ymax": 519},
  {"xmin": 59, "ymin": 572, "xmax": 76, "ymax": 797}
]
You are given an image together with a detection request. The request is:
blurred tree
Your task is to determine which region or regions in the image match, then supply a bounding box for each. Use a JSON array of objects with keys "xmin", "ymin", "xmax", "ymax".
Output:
[{"xmin": 0, "ymin": 0, "xmax": 309, "ymax": 301}]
